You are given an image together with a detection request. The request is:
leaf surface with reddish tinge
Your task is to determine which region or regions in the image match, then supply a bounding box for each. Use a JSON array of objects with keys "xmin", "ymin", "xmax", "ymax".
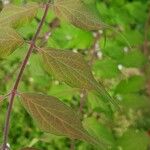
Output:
[
  {"xmin": 40, "ymin": 48, "xmax": 118, "ymax": 108},
  {"xmin": 20, "ymin": 93, "xmax": 107, "ymax": 149},
  {"xmin": 0, "ymin": 3, "xmax": 38, "ymax": 28},
  {"xmin": 52, "ymin": 0, "xmax": 103, "ymax": 30},
  {"xmin": 0, "ymin": 27, "xmax": 24, "ymax": 58}
]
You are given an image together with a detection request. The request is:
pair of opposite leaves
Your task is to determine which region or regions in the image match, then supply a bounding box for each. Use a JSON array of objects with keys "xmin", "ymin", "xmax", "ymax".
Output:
[
  {"xmin": 0, "ymin": 1, "xmax": 118, "ymax": 105},
  {"xmin": 0, "ymin": 3, "xmax": 38, "ymax": 58},
  {"xmin": 0, "ymin": 48, "xmax": 115, "ymax": 148},
  {"xmin": 0, "ymin": 1, "xmax": 117, "ymax": 149},
  {"xmin": 0, "ymin": 0, "xmax": 103, "ymax": 58},
  {"xmin": 0, "ymin": 1, "xmax": 117, "ymax": 105}
]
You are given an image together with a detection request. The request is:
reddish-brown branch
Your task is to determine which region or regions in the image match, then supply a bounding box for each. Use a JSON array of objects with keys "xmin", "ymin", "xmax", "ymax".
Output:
[
  {"xmin": 79, "ymin": 31, "xmax": 101, "ymax": 114},
  {"xmin": 1, "ymin": 1, "xmax": 51, "ymax": 149}
]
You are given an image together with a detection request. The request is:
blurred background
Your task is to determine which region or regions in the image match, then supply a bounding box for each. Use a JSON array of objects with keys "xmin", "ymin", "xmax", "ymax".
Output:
[{"xmin": 0, "ymin": 0, "xmax": 150, "ymax": 149}]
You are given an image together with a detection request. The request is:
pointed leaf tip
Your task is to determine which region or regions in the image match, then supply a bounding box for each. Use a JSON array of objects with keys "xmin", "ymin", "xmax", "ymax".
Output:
[
  {"xmin": 40, "ymin": 48, "xmax": 118, "ymax": 108},
  {"xmin": 20, "ymin": 93, "xmax": 107, "ymax": 149}
]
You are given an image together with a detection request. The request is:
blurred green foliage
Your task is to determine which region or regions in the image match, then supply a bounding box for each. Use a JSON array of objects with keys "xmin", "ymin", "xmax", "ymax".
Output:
[{"xmin": 0, "ymin": 0, "xmax": 150, "ymax": 149}]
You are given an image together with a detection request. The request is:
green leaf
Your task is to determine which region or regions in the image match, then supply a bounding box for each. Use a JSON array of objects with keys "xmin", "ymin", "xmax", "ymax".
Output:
[
  {"xmin": 120, "ymin": 50, "xmax": 147, "ymax": 68},
  {"xmin": 52, "ymin": 0, "xmax": 103, "ymax": 30},
  {"xmin": 93, "ymin": 59, "xmax": 120, "ymax": 78},
  {"xmin": 0, "ymin": 27, "xmax": 24, "ymax": 58},
  {"xmin": 101, "ymin": 40, "xmax": 124, "ymax": 59},
  {"xmin": 125, "ymin": 2, "xmax": 147, "ymax": 23},
  {"xmin": 20, "ymin": 148, "xmax": 40, "ymax": 150},
  {"xmin": 123, "ymin": 30, "xmax": 143, "ymax": 46},
  {"xmin": 87, "ymin": 92, "xmax": 113, "ymax": 117},
  {"xmin": 116, "ymin": 129, "xmax": 150, "ymax": 150},
  {"xmin": 83, "ymin": 117, "xmax": 115, "ymax": 147},
  {"xmin": 20, "ymin": 93, "xmax": 107, "ymax": 149},
  {"xmin": 48, "ymin": 23, "xmax": 93, "ymax": 49},
  {"xmin": 0, "ymin": 3, "xmax": 38, "ymax": 28},
  {"xmin": 121, "ymin": 94, "xmax": 150, "ymax": 110},
  {"xmin": 40, "ymin": 48, "xmax": 118, "ymax": 108},
  {"xmin": 115, "ymin": 75, "xmax": 146, "ymax": 94},
  {"xmin": 49, "ymin": 84, "xmax": 78, "ymax": 100}
]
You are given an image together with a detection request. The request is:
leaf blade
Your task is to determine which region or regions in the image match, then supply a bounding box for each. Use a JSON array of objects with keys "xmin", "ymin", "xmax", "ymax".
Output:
[
  {"xmin": 0, "ymin": 3, "xmax": 38, "ymax": 28},
  {"xmin": 0, "ymin": 27, "xmax": 24, "ymax": 58},
  {"xmin": 20, "ymin": 93, "xmax": 107, "ymax": 149},
  {"xmin": 52, "ymin": 0, "xmax": 102, "ymax": 30},
  {"xmin": 40, "ymin": 48, "xmax": 118, "ymax": 108}
]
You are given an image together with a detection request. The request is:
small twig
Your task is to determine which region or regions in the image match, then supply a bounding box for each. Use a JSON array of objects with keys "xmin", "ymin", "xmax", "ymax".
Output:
[
  {"xmin": 39, "ymin": 18, "xmax": 60, "ymax": 47},
  {"xmin": 1, "ymin": 1, "xmax": 51, "ymax": 149},
  {"xmin": 88, "ymin": 31, "xmax": 101, "ymax": 66},
  {"xmin": 143, "ymin": 9, "xmax": 150, "ymax": 55},
  {"xmin": 80, "ymin": 31, "xmax": 101, "ymax": 113},
  {"xmin": 79, "ymin": 90, "xmax": 88, "ymax": 114},
  {"xmin": 69, "ymin": 31, "xmax": 101, "ymax": 150},
  {"xmin": 142, "ymin": 8, "xmax": 150, "ymax": 96},
  {"xmin": 70, "ymin": 139, "xmax": 75, "ymax": 150}
]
